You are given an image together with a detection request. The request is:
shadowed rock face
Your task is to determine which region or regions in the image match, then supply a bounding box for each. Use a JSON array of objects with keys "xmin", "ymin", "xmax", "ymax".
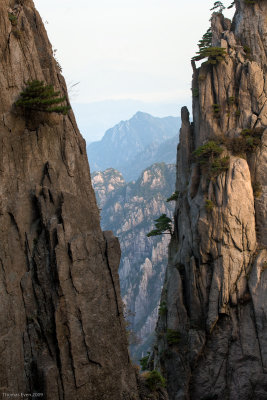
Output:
[
  {"xmin": 153, "ymin": 2, "xmax": 267, "ymax": 400},
  {"xmin": 0, "ymin": 1, "xmax": 144, "ymax": 399}
]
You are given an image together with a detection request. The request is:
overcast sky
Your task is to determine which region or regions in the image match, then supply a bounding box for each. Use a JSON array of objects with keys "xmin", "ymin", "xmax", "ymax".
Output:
[{"xmin": 34, "ymin": 0, "xmax": 234, "ymax": 141}]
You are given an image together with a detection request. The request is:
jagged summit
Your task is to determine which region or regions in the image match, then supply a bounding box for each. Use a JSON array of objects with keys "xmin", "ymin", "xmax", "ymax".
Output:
[
  {"xmin": 87, "ymin": 111, "xmax": 180, "ymax": 181},
  {"xmin": 152, "ymin": 2, "xmax": 267, "ymax": 400},
  {"xmin": 131, "ymin": 111, "xmax": 155, "ymax": 119}
]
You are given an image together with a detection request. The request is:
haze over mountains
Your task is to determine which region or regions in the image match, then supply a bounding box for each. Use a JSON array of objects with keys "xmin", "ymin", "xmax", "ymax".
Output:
[
  {"xmin": 89, "ymin": 111, "xmax": 180, "ymax": 361},
  {"xmin": 87, "ymin": 111, "xmax": 180, "ymax": 181},
  {"xmin": 72, "ymin": 100, "xmax": 184, "ymax": 143}
]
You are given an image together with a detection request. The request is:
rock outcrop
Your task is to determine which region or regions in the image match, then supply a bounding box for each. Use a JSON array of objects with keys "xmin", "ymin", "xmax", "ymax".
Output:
[
  {"xmin": 0, "ymin": 1, "xmax": 163, "ymax": 399},
  {"xmin": 153, "ymin": 2, "xmax": 267, "ymax": 399},
  {"xmin": 92, "ymin": 164, "xmax": 176, "ymax": 362}
]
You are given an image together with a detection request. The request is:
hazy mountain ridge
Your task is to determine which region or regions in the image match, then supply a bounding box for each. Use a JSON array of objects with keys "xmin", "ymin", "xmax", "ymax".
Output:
[
  {"xmin": 72, "ymin": 100, "xmax": 184, "ymax": 144},
  {"xmin": 87, "ymin": 111, "xmax": 180, "ymax": 181}
]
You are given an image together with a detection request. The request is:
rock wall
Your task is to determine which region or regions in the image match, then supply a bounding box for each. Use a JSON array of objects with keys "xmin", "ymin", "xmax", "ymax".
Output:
[
  {"xmin": 153, "ymin": 2, "xmax": 267, "ymax": 399},
  {"xmin": 0, "ymin": 1, "xmax": 143, "ymax": 399}
]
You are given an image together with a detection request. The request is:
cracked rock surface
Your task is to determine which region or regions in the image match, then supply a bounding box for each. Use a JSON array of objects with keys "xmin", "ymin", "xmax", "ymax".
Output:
[
  {"xmin": 0, "ymin": 1, "xmax": 150, "ymax": 399},
  {"xmin": 152, "ymin": 2, "xmax": 267, "ymax": 399}
]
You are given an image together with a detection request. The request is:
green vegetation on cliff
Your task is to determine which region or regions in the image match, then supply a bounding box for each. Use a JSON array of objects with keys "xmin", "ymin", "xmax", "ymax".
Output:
[{"xmin": 15, "ymin": 80, "xmax": 70, "ymax": 115}]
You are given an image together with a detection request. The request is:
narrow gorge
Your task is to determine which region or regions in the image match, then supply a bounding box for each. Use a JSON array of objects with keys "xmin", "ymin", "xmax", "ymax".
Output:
[
  {"xmin": 152, "ymin": 1, "xmax": 267, "ymax": 399},
  {"xmin": 1, "ymin": 0, "xmax": 267, "ymax": 399},
  {"xmin": 92, "ymin": 163, "xmax": 175, "ymax": 362}
]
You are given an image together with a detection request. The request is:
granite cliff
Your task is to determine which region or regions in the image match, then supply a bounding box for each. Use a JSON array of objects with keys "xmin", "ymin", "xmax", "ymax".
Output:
[
  {"xmin": 0, "ymin": 1, "xmax": 168, "ymax": 399},
  {"xmin": 92, "ymin": 163, "xmax": 176, "ymax": 362},
  {"xmin": 153, "ymin": 1, "xmax": 267, "ymax": 399}
]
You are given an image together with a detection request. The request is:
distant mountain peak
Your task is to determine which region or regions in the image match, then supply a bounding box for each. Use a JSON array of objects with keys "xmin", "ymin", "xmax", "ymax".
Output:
[
  {"xmin": 131, "ymin": 111, "xmax": 152, "ymax": 119},
  {"xmin": 87, "ymin": 112, "xmax": 181, "ymax": 181}
]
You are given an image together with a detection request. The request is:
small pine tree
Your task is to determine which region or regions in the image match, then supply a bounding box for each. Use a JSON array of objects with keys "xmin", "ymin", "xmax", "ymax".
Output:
[
  {"xmin": 210, "ymin": 1, "xmax": 226, "ymax": 13},
  {"xmin": 197, "ymin": 28, "xmax": 212, "ymax": 53},
  {"xmin": 166, "ymin": 191, "xmax": 179, "ymax": 202},
  {"xmin": 192, "ymin": 27, "xmax": 212, "ymax": 62},
  {"xmin": 140, "ymin": 352, "xmax": 150, "ymax": 371},
  {"xmin": 192, "ymin": 46, "xmax": 227, "ymax": 64},
  {"xmin": 147, "ymin": 214, "xmax": 172, "ymax": 237},
  {"xmin": 15, "ymin": 80, "xmax": 70, "ymax": 115}
]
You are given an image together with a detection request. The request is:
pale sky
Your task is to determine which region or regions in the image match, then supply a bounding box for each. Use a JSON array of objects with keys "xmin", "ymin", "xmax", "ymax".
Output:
[{"xmin": 34, "ymin": 0, "xmax": 234, "ymax": 141}]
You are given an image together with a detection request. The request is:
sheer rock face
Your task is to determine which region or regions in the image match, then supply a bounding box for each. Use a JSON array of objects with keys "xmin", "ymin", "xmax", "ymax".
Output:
[
  {"xmin": 153, "ymin": 4, "xmax": 267, "ymax": 400},
  {"xmin": 0, "ymin": 1, "xmax": 142, "ymax": 399}
]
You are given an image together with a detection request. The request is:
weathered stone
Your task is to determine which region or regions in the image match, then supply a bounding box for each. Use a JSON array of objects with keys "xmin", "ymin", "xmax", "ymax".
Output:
[
  {"xmin": 153, "ymin": 4, "xmax": 267, "ymax": 400},
  {"xmin": 0, "ymin": 1, "xmax": 154, "ymax": 399}
]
